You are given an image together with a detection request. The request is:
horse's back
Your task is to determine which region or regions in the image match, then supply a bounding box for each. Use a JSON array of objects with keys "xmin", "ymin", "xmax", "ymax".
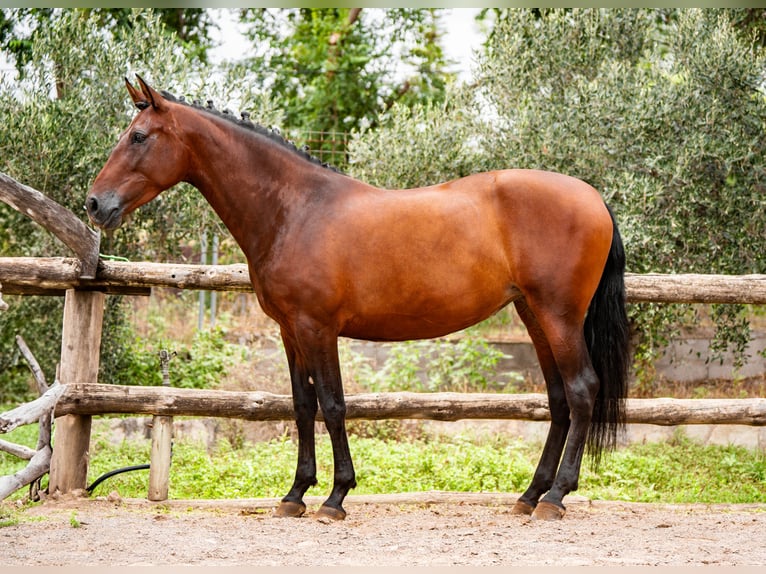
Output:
[{"xmin": 263, "ymin": 168, "xmax": 613, "ymax": 341}]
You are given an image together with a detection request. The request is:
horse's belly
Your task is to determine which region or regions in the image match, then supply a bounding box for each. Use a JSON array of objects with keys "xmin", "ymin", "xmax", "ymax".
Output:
[{"xmin": 339, "ymin": 283, "xmax": 522, "ymax": 342}]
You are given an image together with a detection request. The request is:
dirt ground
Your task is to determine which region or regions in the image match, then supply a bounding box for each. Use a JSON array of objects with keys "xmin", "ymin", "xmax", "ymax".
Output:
[{"xmin": 2, "ymin": 492, "xmax": 764, "ymax": 566}]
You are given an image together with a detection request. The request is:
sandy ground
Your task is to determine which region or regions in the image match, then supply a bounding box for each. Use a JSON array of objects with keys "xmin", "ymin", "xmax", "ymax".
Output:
[{"xmin": 2, "ymin": 492, "xmax": 764, "ymax": 566}]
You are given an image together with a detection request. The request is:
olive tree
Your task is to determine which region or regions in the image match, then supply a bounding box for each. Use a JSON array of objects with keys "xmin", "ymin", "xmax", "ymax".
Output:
[
  {"xmin": 0, "ymin": 9, "xmax": 278, "ymax": 398},
  {"xmin": 351, "ymin": 9, "xmax": 766, "ymax": 388}
]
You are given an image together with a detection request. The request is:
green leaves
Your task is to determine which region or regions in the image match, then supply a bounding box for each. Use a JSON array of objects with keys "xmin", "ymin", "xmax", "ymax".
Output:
[
  {"xmin": 238, "ymin": 8, "xmax": 453, "ymax": 167},
  {"xmin": 352, "ymin": 8, "xmax": 766, "ymax": 376},
  {"xmin": 0, "ymin": 10, "xmax": 230, "ymax": 396},
  {"xmin": 364, "ymin": 334, "xmax": 518, "ymax": 394},
  {"xmin": 349, "ymin": 87, "xmax": 480, "ymax": 189}
]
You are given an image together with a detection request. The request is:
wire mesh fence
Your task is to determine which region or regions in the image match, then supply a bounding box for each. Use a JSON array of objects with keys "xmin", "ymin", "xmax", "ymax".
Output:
[{"xmin": 293, "ymin": 129, "xmax": 349, "ymax": 168}]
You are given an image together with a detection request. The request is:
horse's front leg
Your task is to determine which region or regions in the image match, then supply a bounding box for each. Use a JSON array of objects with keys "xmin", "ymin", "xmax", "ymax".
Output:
[
  {"xmin": 301, "ymin": 329, "xmax": 356, "ymax": 520},
  {"xmin": 274, "ymin": 332, "xmax": 318, "ymax": 518}
]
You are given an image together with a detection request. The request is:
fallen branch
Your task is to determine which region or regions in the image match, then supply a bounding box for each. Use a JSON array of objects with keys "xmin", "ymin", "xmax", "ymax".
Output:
[
  {"xmin": 0, "ymin": 338, "xmax": 61, "ymax": 501},
  {"xmin": 0, "ymin": 383, "xmax": 61, "ymax": 500},
  {"xmin": 15, "ymin": 335, "xmax": 49, "ymax": 395},
  {"xmin": 0, "ymin": 439, "xmax": 35, "ymax": 460},
  {"xmin": 0, "ymin": 445, "xmax": 52, "ymax": 501},
  {"xmin": 0, "ymin": 383, "xmax": 63, "ymax": 434}
]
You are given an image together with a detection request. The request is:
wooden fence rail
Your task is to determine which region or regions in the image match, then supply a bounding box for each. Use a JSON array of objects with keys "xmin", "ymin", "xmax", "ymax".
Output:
[
  {"xmin": 55, "ymin": 384, "xmax": 766, "ymax": 427},
  {"xmin": 2, "ymin": 256, "xmax": 765, "ymax": 304}
]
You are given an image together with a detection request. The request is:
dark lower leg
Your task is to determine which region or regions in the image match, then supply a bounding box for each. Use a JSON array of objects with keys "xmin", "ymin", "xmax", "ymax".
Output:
[
  {"xmin": 538, "ymin": 366, "xmax": 598, "ymax": 512},
  {"xmin": 308, "ymin": 337, "xmax": 356, "ymax": 519},
  {"xmin": 515, "ymin": 415, "xmax": 569, "ymax": 511},
  {"xmin": 277, "ymin": 341, "xmax": 318, "ymax": 516},
  {"xmin": 513, "ymin": 300, "xmax": 570, "ymax": 513},
  {"xmin": 280, "ymin": 402, "xmax": 318, "ymax": 507},
  {"xmin": 315, "ymin": 394, "xmax": 356, "ymax": 518}
]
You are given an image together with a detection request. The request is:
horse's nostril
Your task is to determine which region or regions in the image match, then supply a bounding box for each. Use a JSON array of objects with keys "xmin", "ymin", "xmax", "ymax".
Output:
[{"xmin": 87, "ymin": 196, "xmax": 99, "ymax": 214}]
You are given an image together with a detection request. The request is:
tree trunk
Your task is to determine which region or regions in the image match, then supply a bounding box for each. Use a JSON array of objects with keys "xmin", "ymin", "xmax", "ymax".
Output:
[{"xmin": 0, "ymin": 172, "xmax": 100, "ymax": 278}]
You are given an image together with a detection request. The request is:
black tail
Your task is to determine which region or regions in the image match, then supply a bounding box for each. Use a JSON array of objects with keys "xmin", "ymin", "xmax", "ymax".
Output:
[{"xmin": 584, "ymin": 204, "xmax": 631, "ymax": 466}]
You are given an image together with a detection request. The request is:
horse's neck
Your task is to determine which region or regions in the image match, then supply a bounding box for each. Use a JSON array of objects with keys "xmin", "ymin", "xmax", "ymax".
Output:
[{"xmin": 183, "ymin": 124, "xmax": 332, "ymax": 268}]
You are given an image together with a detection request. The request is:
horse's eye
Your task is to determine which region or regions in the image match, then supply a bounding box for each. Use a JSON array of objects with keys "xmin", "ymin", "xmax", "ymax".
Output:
[{"xmin": 131, "ymin": 131, "xmax": 147, "ymax": 145}]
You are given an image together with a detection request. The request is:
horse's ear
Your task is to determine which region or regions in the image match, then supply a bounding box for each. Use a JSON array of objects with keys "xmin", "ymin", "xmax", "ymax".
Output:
[
  {"xmin": 134, "ymin": 74, "xmax": 166, "ymax": 111},
  {"xmin": 125, "ymin": 77, "xmax": 150, "ymax": 111}
]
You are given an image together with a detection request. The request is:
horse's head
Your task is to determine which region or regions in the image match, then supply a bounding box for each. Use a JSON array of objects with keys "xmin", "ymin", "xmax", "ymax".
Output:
[{"xmin": 86, "ymin": 75, "xmax": 189, "ymax": 230}]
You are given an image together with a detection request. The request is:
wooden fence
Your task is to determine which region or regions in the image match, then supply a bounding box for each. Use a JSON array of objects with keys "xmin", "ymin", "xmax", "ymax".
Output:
[
  {"xmin": 2, "ymin": 256, "xmax": 766, "ymax": 304},
  {"xmin": 1, "ymin": 171, "xmax": 765, "ymax": 502},
  {"xmin": 54, "ymin": 384, "xmax": 766, "ymax": 426}
]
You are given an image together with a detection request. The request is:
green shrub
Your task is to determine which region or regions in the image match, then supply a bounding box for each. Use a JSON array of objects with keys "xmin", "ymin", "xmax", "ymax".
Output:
[
  {"xmin": 365, "ymin": 333, "xmax": 520, "ymax": 393},
  {"xmin": 350, "ymin": 8, "xmax": 766, "ymax": 379},
  {"xmin": 109, "ymin": 327, "xmax": 245, "ymax": 389}
]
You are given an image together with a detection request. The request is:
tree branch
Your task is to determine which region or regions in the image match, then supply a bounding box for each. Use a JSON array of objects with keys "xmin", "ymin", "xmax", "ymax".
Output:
[
  {"xmin": 0, "ymin": 383, "xmax": 64, "ymax": 434},
  {"xmin": 348, "ymin": 7, "xmax": 362, "ymax": 26},
  {"xmin": 329, "ymin": 8, "xmax": 362, "ymax": 45},
  {"xmin": 0, "ymin": 439, "xmax": 36, "ymax": 460},
  {"xmin": 0, "ymin": 171, "xmax": 100, "ymax": 278},
  {"xmin": 15, "ymin": 335, "xmax": 49, "ymax": 395},
  {"xmin": 0, "ymin": 445, "xmax": 53, "ymax": 501},
  {"xmin": 382, "ymin": 79, "xmax": 412, "ymax": 114},
  {"xmin": 0, "ymin": 337, "xmax": 61, "ymax": 501}
]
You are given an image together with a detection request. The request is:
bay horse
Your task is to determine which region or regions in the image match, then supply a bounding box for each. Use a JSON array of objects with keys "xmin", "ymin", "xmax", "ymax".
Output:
[{"xmin": 86, "ymin": 76, "xmax": 630, "ymax": 521}]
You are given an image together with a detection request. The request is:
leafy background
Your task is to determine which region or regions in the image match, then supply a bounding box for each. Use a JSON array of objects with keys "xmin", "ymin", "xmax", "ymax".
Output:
[{"xmin": 1, "ymin": 8, "xmax": 765, "ymax": 400}]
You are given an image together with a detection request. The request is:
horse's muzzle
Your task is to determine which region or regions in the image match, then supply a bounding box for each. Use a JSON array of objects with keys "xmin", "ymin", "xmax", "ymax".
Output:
[{"xmin": 85, "ymin": 190, "xmax": 123, "ymax": 230}]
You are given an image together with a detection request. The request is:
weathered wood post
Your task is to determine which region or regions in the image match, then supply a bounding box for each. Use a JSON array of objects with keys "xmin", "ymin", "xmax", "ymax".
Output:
[
  {"xmin": 148, "ymin": 416, "xmax": 173, "ymax": 501},
  {"xmin": 48, "ymin": 289, "xmax": 105, "ymax": 494},
  {"xmin": 0, "ymin": 173, "xmax": 104, "ymax": 495},
  {"xmin": 148, "ymin": 350, "xmax": 174, "ymax": 501}
]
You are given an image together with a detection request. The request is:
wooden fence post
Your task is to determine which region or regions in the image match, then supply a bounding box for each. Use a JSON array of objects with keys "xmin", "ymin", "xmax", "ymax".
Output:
[
  {"xmin": 48, "ymin": 289, "xmax": 105, "ymax": 494},
  {"xmin": 148, "ymin": 416, "xmax": 173, "ymax": 501},
  {"xmin": 148, "ymin": 349, "xmax": 174, "ymax": 501}
]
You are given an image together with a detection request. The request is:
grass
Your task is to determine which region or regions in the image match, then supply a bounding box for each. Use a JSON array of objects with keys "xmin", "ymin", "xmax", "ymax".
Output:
[
  {"xmin": 69, "ymin": 511, "xmax": 81, "ymax": 528},
  {"xmin": 3, "ymin": 420, "xmax": 763, "ymax": 506},
  {"xmin": 581, "ymin": 435, "xmax": 766, "ymax": 504},
  {"xmin": 0, "ymin": 513, "xmax": 21, "ymax": 528}
]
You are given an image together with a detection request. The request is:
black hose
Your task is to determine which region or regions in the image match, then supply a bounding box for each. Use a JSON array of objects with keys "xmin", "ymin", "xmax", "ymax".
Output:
[
  {"xmin": 87, "ymin": 351, "xmax": 175, "ymax": 496},
  {"xmin": 86, "ymin": 464, "xmax": 150, "ymax": 494}
]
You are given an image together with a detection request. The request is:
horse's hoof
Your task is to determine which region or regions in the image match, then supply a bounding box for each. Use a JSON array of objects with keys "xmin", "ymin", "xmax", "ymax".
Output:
[
  {"xmin": 273, "ymin": 500, "xmax": 306, "ymax": 518},
  {"xmin": 510, "ymin": 499, "xmax": 536, "ymax": 516},
  {"xmin": 315, "ymin": 505, "xmax": 346, "ymax": 522},
  {"xmin": 530, "ymin": 500, "xmax": 566, "ymax": 521}
]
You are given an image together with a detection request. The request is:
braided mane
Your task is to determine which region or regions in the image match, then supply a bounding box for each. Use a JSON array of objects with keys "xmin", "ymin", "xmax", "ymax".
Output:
[{"xmin": 160, "ymin": 90, "xmax": 342, "ymax": 173}]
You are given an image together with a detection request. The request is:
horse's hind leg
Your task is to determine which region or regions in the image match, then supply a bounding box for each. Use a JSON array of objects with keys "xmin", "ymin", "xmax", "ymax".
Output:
[
  {"xmin": 274, "ymin": 332, "xmax": 318, "ymax": 518},
  {"xmin": 524, "ymin": 298, "xmax": 600, "ymax": 521},
  {"xmin": 511, "ymin": 299, "xmax": 570, "ymax": 516}
]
